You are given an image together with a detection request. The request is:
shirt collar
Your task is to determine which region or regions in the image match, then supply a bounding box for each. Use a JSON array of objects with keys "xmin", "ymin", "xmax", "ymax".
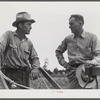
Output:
[
  {"xmin": 81, "ymin": 31, "xmax": 86, "ymax": 38},
  {"xmin": 13, "ymin": 31, "xmax": 28, "ymax": 40},
  {"xmin": 13, "ymin": 31, "xmax": 18, "ymax": 37},
  {"xmin": 72, "ymin": 31, "xmax": 86, "ymax": 39}
]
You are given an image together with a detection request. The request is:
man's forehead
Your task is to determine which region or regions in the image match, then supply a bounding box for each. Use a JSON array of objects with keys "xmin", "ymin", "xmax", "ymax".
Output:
[{"xmin": 69, "ymin": 17, "xmax": 76, "ymax": 22}]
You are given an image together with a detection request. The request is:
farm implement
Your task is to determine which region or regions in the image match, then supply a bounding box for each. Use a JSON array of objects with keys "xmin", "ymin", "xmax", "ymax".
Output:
[{"xmin": 0, "ymin": 67, "xmax": 61, "ymax": 89}]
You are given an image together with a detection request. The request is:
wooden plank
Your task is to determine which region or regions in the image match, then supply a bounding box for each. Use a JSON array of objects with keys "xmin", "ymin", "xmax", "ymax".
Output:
[{"xmin": 39, "ymin": 67, "xmax": 61, "ymax": 89}]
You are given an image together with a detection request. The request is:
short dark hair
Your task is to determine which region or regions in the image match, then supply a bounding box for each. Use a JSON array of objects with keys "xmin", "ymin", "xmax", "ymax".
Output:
[{"xmin": 69, "ymin": 14, "xmax": 84, "ymax": 24}]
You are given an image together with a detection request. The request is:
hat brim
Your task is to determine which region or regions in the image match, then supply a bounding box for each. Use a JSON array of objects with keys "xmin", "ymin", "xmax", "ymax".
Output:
[
  {"xmin": 12, "ymin": 19, "xmax": 35, "ymax": 27},
  {"xmin": 76, "ymin": 64, "xmax": 96, "ymax": 88}
]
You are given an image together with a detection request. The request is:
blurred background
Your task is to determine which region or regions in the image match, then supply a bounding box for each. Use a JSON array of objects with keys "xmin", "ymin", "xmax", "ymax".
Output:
[{"xmin": 0, "ymin": 1, "xmax": 100, "ymax": 71}]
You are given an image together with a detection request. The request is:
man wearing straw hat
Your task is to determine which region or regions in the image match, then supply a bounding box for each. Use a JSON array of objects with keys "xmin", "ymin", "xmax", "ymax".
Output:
[
  {"xmin": 0, "ymin": 12, "xmax": 40, "ymax": 89},
  {"xmin": 55, "ymin": 14, "xmax": 100, "ymax": 89}
]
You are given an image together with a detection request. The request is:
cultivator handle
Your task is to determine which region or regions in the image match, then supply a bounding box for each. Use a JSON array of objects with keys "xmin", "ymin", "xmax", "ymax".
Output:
[{"xmin": 39, "ymin": 67, "xmax": 61, "ymax": 89}]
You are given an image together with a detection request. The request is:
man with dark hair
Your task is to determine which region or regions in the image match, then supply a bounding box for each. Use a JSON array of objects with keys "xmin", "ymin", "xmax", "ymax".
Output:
[
  {"xmin": 55, "ymin": 14, "xmax": 100, "ymax": 89},
  {"xmin": 69, "ymin": 14, "xmax": 84, "ymax": 24},
  {"xmin": 0, "ymin": 12, "xmax": 40, "ymax": 89}
]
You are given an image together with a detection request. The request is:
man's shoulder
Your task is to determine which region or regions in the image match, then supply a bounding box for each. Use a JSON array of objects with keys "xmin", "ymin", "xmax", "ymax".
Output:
[
  {"xmin": 65, "ymin": 34, "xmax": 74, "ymax": 39},
  {"xmin": 1, "ymin": 31, "xmax": 14, "ymax": 39},
  {"xmin": 61, "ymin": 34, "xmax": 74, "ymax": 43},
  {"xmin": 84, "ymin": 31, "xmax": 97, "ymax": 38},
  {"xmin": 4, "ymin": 30, "xmax": 14, "ymax": 36},
  {"xmin": 26, "ymin": 38, "xmax": 33, "ymax": 46}
]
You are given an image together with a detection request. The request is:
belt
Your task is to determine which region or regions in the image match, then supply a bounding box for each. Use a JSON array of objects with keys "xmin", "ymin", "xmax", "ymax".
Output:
[
  {"xmin": 1, "ymin": 67, "xmax": 27, "ymax": 75},
  {"xmin": 69, "ymin": 62, "xmax": 82, "ymax": 68},
  {"xmin": 2, "ymin": 65, "xmax": 27, "ymax": 70}
]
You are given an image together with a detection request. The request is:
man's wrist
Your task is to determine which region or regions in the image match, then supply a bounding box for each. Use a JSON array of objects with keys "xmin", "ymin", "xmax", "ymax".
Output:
[
  {"xmin": 63, "ymin": 62, "xmax": 70, "ymax": 68},
  {"xmin": 32, "ymin": 65, "xmax": 39, "ymax": 70},
  {"xmin": 86, "ymin": 60, "xmax": 100, "ymax": 65}
]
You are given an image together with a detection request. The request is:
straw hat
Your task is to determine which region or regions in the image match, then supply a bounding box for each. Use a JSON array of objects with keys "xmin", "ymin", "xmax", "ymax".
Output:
[{"xmin": 76, "ymin": 64, "xmax": 96, "ymax": 88}]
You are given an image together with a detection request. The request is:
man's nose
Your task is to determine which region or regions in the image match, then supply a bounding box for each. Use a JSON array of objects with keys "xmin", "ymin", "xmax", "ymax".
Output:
[
  {"xmin": 69, "ymin": 26, "xmax": 71, "ymax": 29},
  {"xmin": 30, "ymin": 26, "xmax": 32, "ymax": 29}
]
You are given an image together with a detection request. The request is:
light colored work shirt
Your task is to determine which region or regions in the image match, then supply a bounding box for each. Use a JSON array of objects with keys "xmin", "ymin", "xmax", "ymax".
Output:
[
  {"xmin": 56, "ymin": 31, "xmax": 100, "ymax": 66},
  {"xmin": 0, "ymin": 31, "xmax": 40, "ymax": 69}
]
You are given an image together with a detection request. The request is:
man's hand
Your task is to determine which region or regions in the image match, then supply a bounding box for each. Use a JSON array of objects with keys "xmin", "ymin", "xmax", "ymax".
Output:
[
  {"xmin": 30, "ymin": 68, "xmax": 40, "ymax": 80},
  {"xmin": 86, "ymin": 60, "xmax": 100, "ymax": 66},
  {"xmin": 85, "ymin": 60, "xmax": 99, "ymax": 68},
  {"xmin": 63, "ymin": 62, "xmax": 72, "ymax": 71}
]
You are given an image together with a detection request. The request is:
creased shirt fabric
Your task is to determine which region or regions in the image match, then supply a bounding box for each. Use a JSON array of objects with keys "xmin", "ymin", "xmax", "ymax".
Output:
[
  {"xmin": 56, "ymin": 31, "xmax": 100, "ymax": 66},
  {"xmin": 0, "ymin": 31, "xmax": 40, "ymax": 69}
]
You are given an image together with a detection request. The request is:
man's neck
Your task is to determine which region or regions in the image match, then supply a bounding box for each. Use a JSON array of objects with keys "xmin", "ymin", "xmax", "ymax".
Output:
[
  {"xmin": 16, "ymin": 29, "xmax": 26, "ymax": 41},
  {"xmin": 75, "ymin": 29, "xmax": 84, "ymax": 37}
]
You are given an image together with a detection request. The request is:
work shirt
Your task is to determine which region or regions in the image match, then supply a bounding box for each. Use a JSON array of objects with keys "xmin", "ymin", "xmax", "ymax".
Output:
[
  {"xmin": 56, "ymin": 31, "xmax": 100, "ymax": 66},
  {"xmin": 0, "ymin": 31, "xmax": 40, "ymax": 69}
]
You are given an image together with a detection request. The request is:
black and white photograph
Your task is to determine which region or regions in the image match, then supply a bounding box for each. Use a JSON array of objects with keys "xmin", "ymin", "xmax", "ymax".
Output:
[{"xmin": 0, "ymin": 1, "xmax": 100, "ymax": 98}]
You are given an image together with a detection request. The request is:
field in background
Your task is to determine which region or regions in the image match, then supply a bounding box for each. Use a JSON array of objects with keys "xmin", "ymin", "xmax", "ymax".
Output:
[
  {"xmin": 30, "ymin": 76, "xmax": 100, "ymax": 89},
  {"xmin": 0, "ymin": 74, "xmax": 100, "ymax": 89},
  {"xmin": 30, "ymin": 76, "xmax": 69, "ymax": 89}
]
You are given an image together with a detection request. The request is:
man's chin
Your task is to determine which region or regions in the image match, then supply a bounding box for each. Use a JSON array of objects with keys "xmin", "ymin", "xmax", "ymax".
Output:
[
  {"xmin": 71, "ymin": 30, "xmax": 74, "ymax": 33},
  {"xmin": 26, "ymin": 32, "xmax": 30, "ymax": 35},
  {"xmin": 71, "ymin": 30, "xmax": 77, "ymax": 34}
]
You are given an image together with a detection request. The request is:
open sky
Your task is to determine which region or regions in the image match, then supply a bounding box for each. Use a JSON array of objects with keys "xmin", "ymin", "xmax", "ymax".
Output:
[{"xmin": 0, "ymin": 1, "xmax": 100, "ymax": 71}]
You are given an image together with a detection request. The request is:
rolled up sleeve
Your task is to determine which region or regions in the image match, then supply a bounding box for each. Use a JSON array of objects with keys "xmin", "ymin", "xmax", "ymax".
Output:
[
  {"xmin": 91, "ymin": 34, "xmax": 100, "ymax": 64},
  {"xmin": 55, "ymin": 37, "xmax": 68, "ymax": 67},
  {"xmin": 29, "ymin": 44, "xmax": 40, "ymax": 69},
  {"xmin": 0, "ymin": 31, "xmax": 10, "ymax": 68}
]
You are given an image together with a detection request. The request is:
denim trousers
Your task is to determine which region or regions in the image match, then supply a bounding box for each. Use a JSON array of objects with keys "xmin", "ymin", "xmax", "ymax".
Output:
[
  {"xmin": 66, "ymin": 63, "xmax": 82, "ymax": 89},
  {"xmin": 2, "ymin": 67, "xmax": 30, "ymax": 89},
  {"xmin": 66, "ymin": 68, "xmax": 82, "ymax": 89}
]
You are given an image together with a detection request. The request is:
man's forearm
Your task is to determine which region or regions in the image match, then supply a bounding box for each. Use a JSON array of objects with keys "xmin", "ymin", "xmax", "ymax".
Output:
[
  {"xmin": 86, "ymin": 54, "xmax": 100, "ymax": 65},
  {"xmin": 56, "ymin": 50, "xmax": 68, "ymax": 68}
]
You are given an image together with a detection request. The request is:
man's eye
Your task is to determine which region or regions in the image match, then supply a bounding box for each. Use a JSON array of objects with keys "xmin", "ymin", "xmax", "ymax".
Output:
[{"xmin": 69, "ymin": 24, "xmax": 73, "ymax": 26}]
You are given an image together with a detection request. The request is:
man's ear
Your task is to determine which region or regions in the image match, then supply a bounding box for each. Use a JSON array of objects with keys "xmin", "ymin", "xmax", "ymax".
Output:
[
  {"xmin": 18, "ymin": 23, "xmax": 23, "ymax": 28},
  {"xmin": 79, "ymin": 20, "xmax": 83, "ymax": 26}
]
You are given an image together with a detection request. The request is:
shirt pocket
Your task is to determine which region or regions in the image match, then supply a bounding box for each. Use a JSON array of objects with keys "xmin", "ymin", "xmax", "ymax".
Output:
[
  {"xmin": 9, "ymin": 44, "xmax": 17, "ymax": 56},
  {"xmin": 24, "ymin": 49, "xmax": 30, "ymax": 60},
  {"xmin": 67, "ymin": 43, "xmax": 75, "ymax": 53},
  {"xmin": 83, "ymin": 47, "xmax": 93, "ymax": 58}
]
